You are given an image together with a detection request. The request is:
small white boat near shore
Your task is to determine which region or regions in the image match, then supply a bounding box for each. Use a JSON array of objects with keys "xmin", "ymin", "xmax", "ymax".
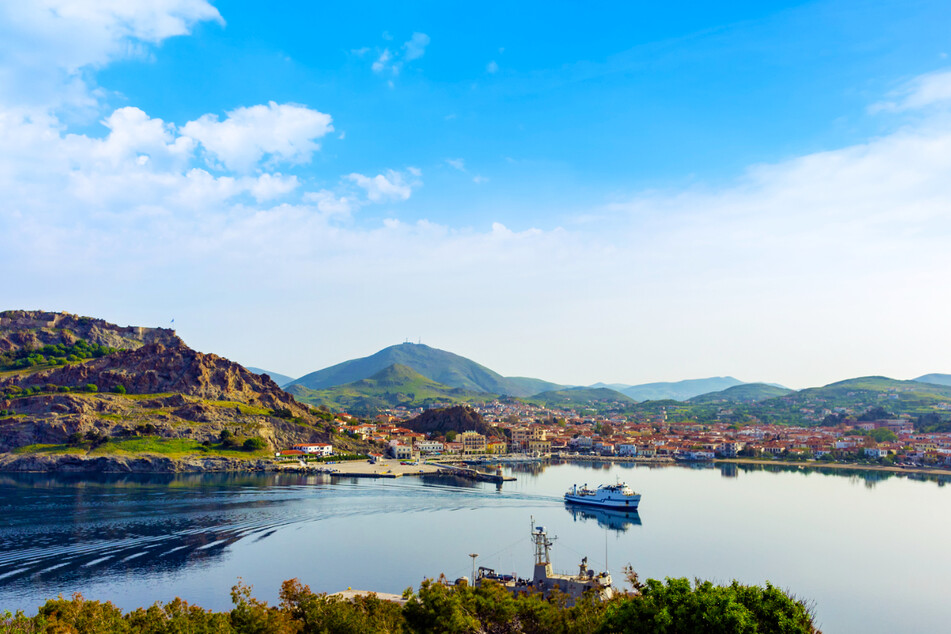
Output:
[{"xmin": 564, "ymin": 482, "xmax": 641, "ymax": 510}]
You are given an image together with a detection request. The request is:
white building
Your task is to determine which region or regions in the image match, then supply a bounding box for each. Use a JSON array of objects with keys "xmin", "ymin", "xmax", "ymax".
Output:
[
  {"xmin": 292, "ymin": 443, "xmax": 333, "ymax": 456},
  {"xmin": 417, "ymin": 440, "xmax": 444, "ymax": 454}
]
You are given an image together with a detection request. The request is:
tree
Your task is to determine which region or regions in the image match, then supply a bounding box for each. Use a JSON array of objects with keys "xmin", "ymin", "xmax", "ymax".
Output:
[
  {"xmin": 597, "ymin": 576, "xmax": 818, "ymax": 634},
  {"xmin": 84, "ymin": 384, "xmax": 98, "ymax": 393},
  {"xmin": 869, "ymin": 427, "xmax": 897, "ymax": 443}
]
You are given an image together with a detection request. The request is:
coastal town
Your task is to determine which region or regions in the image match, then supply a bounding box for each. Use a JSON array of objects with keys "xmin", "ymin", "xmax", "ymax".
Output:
[{"xmin": 278, "ymin": 399, "xmax": 951, "ymax": 469}]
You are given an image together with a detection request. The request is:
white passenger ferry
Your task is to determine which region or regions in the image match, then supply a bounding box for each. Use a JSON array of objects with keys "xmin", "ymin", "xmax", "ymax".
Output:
[{"xmin": 564, "ymin": 482, "xmax": 641, "ymax": 510}]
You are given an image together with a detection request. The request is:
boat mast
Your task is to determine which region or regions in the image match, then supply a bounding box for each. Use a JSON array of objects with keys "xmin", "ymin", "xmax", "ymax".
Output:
[{"xmin": 531, "ymin": 520, "xmax": 554, "ymax": 566}]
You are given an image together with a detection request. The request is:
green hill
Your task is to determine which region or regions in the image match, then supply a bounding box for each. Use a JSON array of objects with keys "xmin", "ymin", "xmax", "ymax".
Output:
[
  {"xmin": 288, "ymin": 343, "xmax": 562, "ymax": 397},
  {"xmin": 524, "ymin": 386, "xmax": 636, "ymax": 413},
  {"xmin": 287, "ymin": 363, "xmax": 496, "ymax": 414},
  {"xmin": 689, "ymin": 383, "xmax": 793, "ymax": 404},
  {"xmin": 914, "ymin": 373, "xmax": 951, "ymax": 387},
  {"xmin": 699, "ymin": 376, "xmax": 951, "ymax": 426}
]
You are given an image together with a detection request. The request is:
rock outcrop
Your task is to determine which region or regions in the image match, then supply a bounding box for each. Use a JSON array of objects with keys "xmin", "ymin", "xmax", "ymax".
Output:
[
  {"xmin": 0, "ymin": 311, "xmax": 349, "ymax": 464},
  {"xmin": 403, "ymin": 405, "xmax": 494, "ymax": 436},
  {"xmin": 0, "ymin": 310, "xmax": 178, "ymax": 353}
]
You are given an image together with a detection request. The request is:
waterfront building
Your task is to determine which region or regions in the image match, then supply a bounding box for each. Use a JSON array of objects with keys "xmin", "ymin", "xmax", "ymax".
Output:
[
  {"xmin": 291, "ymin": 443, "xmax": 333, "ymax": 456},
  {"xmin": 460, "ymin": 431, "xmax": 487, "ymax": 455}
]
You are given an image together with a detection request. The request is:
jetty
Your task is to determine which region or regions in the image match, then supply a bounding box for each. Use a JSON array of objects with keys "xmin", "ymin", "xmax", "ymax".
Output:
[{"xmin": 436, "ymin": 462, "xmax": 516, "ymax": 483}]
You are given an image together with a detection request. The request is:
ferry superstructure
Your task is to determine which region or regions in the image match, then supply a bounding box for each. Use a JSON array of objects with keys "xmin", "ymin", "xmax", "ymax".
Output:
[{"xmin": 564, "ymin": 482, "xmax": 641, "ymax": 510}]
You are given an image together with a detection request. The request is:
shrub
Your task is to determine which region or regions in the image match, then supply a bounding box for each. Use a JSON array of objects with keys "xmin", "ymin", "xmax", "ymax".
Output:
[
  {"xmin": 58, "ymin": 386, "xmax": 71, "ymax": 393},
  {"xmin": 243, "ymin": 437, "xmax": 267, "ymax": 451},
  {"xmin": 111, "ymin": 385, "xmax": 127, "ymax": 394},
  {"xmin": 84, "ymin": 384, "xmax": 98, "ymax": 393}
]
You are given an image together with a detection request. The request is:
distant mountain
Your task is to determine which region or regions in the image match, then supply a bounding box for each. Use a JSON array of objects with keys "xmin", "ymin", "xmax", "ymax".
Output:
[
  {"xmin": 689, "ymin": 383, "xmax": 793, "ymax": 404},
  {"xmin": 286, "ymin": 363, "xmax": 495, "ymax": 414},
  {"xmin": 589, "ymin": 382, "xmax": 632, "ymax": 391},
  {"xmin": 914, "ymin": 374, "xmax": 951, "ymax": 387},
  {"xmin": 621, "ymin": 377, "xmax": 745, "ymax": 402},
  {"xmin": 525, "ymin": 386, "xmax": 636, "ymax": 413},
  {"xmin": 288, "ymin": 343, "xmax": 562, "ymax": 397},
  {"xmin": 245, "ymin": 366, "xmax": 295, "ymax": 388}
]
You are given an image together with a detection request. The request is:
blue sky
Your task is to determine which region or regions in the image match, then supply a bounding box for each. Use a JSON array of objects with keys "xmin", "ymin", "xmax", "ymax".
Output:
[{"xmin": 1, "ymin": 0, "xmax": 950, "ymax": 388}]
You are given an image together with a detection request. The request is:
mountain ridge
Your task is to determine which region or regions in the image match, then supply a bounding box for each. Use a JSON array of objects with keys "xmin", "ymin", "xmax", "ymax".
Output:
[
  {"xmin": 288, "ymin": 342, "xmax": 562, "ymax": 397},
  {"xmin": 287, "ymin": 363, "xmax": 495, "ymax": 414}
]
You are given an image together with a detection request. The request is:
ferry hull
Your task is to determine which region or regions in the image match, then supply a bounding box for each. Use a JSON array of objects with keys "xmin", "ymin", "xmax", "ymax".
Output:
[{"xmin": 564, "ymin": 494, "xmax": 641, "ymax": 510}]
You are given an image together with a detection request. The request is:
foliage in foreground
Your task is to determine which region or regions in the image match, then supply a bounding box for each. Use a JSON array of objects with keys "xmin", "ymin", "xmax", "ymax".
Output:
[{"xmin": 0, "ymin": 574, "xmax": 819, "ymax": 634}]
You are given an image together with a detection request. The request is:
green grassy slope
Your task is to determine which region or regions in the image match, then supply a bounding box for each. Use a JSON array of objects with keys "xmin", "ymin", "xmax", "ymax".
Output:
[
  {"xmin": 689, "ymin": 383, "xmax": 793, "ymax": 404},
  {"xmin": 287, "ymin": 363, "xmax": 496, "ymax": 414},
  {"xmin": 288, "ymin": 343, "xmax": 562, "ymax": 397}
]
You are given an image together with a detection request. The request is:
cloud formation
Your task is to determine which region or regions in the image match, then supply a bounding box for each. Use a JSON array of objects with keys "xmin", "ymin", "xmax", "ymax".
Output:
[
  {"xmin": 346, "ymin": 169, "xmax": 421, "ymax": 203},
  {"xmin": 871, "ymin": 69, "xmax": 951, "ymax": 113},
  {"xmin": 181, "ymin": 102, "xmax": 334, "ymax": 172},
  {"xmin": 0, "ymin": 0, "xmax": 222, "ymax": 109},
  {"xmin": 402, "ymin": 32, "xmax": 430, "ymax": 61}
]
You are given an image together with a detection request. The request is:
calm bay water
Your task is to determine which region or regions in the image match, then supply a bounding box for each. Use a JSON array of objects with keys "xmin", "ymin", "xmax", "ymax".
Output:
[{"xmin": 1, "ymin": 461, "xmax": 949, "ymax": 632}]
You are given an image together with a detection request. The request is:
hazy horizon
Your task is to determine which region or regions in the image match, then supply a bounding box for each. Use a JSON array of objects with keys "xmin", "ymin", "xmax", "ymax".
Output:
[{"xmin": 2, "ymin": 1, "xmax": 950, "ymax": 389}]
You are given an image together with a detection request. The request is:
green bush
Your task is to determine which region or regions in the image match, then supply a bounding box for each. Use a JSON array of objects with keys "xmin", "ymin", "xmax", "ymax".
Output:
[
  {"xmin": 3, "ymin": 573, "xmax": 819, "ymax": 634},
  {"xmin": 85, "ymin": 384, "xmax": 98, "ymax": 393},
  {"xmin": 243, "ymin": 437, "xmax": 267, "ymax": 451},
  {"xmin": 111, "ymin": 385, "xmax": 127, "ymax": 394}
]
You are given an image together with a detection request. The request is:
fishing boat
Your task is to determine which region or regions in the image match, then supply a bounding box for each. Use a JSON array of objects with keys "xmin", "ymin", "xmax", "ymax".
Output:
[{"xmin": 564, "ymin": 482, "xmax": 641, "ymax": 510}]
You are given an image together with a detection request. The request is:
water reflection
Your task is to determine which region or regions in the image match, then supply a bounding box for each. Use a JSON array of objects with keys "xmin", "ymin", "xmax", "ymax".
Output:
[{"xmin": 564, "ymin": 504, "xmax": 642, "ymax": 533}]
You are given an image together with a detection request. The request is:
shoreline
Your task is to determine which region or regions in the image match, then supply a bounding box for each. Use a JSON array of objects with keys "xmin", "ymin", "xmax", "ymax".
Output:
[
  {"xmin": 713, "ymin": 457, "xmax": 951, "ymax": 476},
  {"xmin": 2, "ymin": 451, "xmax": 949, "ymax": 478}
]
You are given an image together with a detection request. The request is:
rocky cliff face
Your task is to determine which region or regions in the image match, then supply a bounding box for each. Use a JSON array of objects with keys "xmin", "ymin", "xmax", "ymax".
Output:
[
  {"xmin": 0, "ymin": 311, "xmax": 340, "ymax": 459},
  {"xmin": 403, "ymin": 405, "xmax": 493, "ymax": 436},
  {"xmin": 0, "ymin": 310, "xmax": 178, "ymax": 353}
]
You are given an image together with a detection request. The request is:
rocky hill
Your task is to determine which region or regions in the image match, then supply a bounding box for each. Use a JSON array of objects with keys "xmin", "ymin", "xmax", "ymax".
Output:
[
  {"xmin": 0, "ymin": 310, "xmax": 178, "ymax": 352},
  {"xmin": 402, "ymin": 405, "xmax": 495, "ymax": 437},
  {"xmin": 0, "ymin": 312, "xmax": 348, "ymax": 469}
]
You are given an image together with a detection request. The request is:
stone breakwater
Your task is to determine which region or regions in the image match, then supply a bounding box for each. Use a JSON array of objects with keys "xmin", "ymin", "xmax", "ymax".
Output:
[{"xmin": 0, "ymin": 453, "xmax": 276, "ymax": 473}]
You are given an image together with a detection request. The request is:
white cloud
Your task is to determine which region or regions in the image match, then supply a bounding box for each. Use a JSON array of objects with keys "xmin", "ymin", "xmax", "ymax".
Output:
[
  {"xmin": 367, "ymin": 32, "xmax": 429, "ymax": 79},
  {"xmin": 486, "ymin": 61, "xmax": 499, "ymax": 74},
  {"xmin": 371, "ymin": 49, "xmax": 392, "ymax": 74},
  {"xmin": 403, "ymin": 32, "xmax": 430, "ymax": 61},
  {"xmin": 181, "ymin": 101, "xmax": 333, "ymax": 172},
  {"xmin": 870, "ymin": 69, "xmax": 951, "ymax": 113},
  {"xmin": 245, "ymin": 173, "xmax": 299, "ymax": 202},
  {"xmin": 446, "ymin": 158, "xmax": 466, "ymax": 171},
  {"xmin": 303, "ymin": 189, "xmax": 356, "ymax": 216},
  {"xmin": 0, "ymin": 0, "xmax": 222, "ymax": 109},
  {"xmin": 346, "ymin": 169, "xmax": 421, "ymax": 203},
  {"xmin": 473, "ymin": 175, "xmax": 488, "ymax": 184}
]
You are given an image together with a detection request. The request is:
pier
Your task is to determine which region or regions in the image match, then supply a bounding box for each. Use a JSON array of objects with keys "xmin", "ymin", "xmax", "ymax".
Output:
[{"xmin": 436, "ymin": 463, "xmax": 516, "ymax": 483}]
